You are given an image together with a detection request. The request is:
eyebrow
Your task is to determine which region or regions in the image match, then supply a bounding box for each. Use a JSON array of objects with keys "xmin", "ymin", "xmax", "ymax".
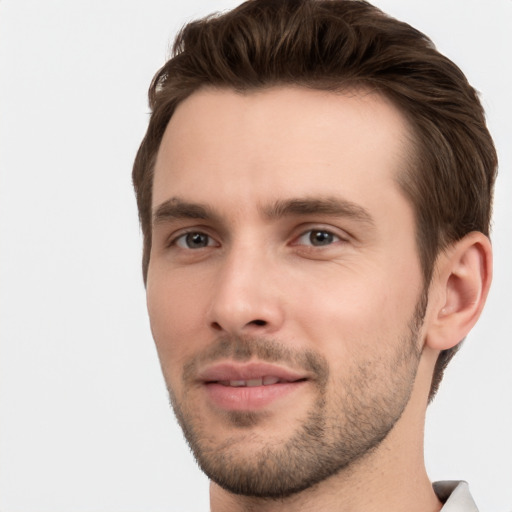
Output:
[
  {"xmin": 263, "ymin": 197, "xmax": 374, "ymax": 226},
  {"xmin": 152, "ymin": 196, "xmax": 374, "ymax": 227},
  {"xmin": 153, "ymin": 197, "xmax": 220, "ymax": 225}
]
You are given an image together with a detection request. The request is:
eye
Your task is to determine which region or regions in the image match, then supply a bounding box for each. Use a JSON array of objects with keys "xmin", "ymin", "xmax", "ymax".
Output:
[
  {"xmin": 295, "ymin": 229, "xmax": 341, "ymax": 247},
  {"xmin": 174, "ymin": 231, "xmax": 217, "ymax": 249}
]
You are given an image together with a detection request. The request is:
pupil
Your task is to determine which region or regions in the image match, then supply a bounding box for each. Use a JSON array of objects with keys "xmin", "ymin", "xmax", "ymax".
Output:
[
  {"xmin": 187, "ymin": 232, "xmax": 208, "ymax": 248},
  {"xmin": 311, "ymin": 230, "xmax": 333, "ymax": 246}
]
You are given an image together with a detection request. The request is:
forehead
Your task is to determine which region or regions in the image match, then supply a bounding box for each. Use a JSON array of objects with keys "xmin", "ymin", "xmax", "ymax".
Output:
[{"xmin": 152, "ymin": 86, "xmax": 413, "ymax": 215}]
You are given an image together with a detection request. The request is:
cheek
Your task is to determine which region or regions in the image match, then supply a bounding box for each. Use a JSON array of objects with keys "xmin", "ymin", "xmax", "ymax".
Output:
[
  {"xmin": 292, "ymin": 261, "xmax": 422, "ymax": 357},
  {"xmin": 146, "ymin": 269, "xmax": 210, "ymax": 369}
]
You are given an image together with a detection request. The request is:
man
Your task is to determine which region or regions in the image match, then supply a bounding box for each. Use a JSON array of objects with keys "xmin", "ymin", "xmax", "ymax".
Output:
[{"xmin": 132, "ymin": 0, "xmax": 497, "ymax": 510}]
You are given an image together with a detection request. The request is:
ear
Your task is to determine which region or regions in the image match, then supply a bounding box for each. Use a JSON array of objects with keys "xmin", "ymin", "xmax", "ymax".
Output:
[{"xmin": 425, "ymin": 231, "xmax": 492, "ymax": 351}]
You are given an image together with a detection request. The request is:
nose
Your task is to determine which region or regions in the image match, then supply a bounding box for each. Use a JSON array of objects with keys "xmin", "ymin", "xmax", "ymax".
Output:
[{"xmin": 206, "ymin": 245, "xmax": 285, "ymax": 336}]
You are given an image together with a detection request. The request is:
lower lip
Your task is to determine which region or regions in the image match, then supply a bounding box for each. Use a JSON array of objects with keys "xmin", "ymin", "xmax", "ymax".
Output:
[{"xmin": 204, "ymin": 381, "xmax": 307, "ymax": 411}]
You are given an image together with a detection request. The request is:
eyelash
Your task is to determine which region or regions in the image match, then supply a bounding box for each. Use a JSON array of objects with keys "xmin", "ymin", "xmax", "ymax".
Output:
[
  {"xmin": 168, "ymin": 227, "xmax": 346, "ymax": 251},
  {"xmin": 293, "ymin": 229, "xmax": 343, "ymax": 247},
  {"xmin": 170, "ymin": 230, "xmax": 219, "ymax": 250}
]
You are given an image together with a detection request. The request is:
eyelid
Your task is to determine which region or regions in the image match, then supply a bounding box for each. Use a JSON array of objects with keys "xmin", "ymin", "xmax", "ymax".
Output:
[
  {"xmin": 290, "ymin": 224, "xmax": 351, "ymax": 246},
  {"xmin": 295, "ymin": 230, "xmax": 340, "ymax": 246},
  {"xmin": 166, "ymin": 227, "xmax": 220, "ymax": 249}
]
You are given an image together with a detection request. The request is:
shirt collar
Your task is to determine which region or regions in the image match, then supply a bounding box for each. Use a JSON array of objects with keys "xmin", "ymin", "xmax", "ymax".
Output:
[{"xmin": 434, "ymin": 481, "xmax": 479, "ymax": 512}]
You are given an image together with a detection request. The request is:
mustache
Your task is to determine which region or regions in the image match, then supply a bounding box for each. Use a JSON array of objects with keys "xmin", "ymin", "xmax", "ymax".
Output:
[{"xmin": 182, "ymin": 335, "xmax": 329, "ymax": 385}]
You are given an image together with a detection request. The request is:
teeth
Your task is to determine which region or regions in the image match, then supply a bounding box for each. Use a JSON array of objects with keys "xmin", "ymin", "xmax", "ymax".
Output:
[
  {"xmin": 229, "ymin": 380, "xmax": 246, "ymax": 387},
  {"xmin": 217, "ymin": 377, "xmax": 283, "ymax": 387},
  {"xmin": 246, "ymin": 378, "xmax": 263, "ymax": 387}
]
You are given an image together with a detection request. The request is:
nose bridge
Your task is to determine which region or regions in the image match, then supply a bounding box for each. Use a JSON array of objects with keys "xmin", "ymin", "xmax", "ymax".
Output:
[{"xmin": 207, "ymin": 237, "xmax": 284, "ymax": 334}]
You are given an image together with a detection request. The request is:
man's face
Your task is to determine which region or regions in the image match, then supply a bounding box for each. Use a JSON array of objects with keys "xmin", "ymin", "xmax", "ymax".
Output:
[{"xmin": 147, "ymin": 87, "xmax": 427, "ymax": 498}]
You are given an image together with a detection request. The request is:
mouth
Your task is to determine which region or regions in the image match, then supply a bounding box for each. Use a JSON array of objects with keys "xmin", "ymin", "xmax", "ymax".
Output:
[
  {"xmin": 197, "ymin": 362, "xmax": 309, "ymax": 411},
  {"xmin": 212, "ymin": 376, "xmax": 306, "ymax": 387}
]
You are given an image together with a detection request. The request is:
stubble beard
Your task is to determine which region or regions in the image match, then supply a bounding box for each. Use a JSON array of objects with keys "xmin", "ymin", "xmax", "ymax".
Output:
[{"xmin": 164, "ymin": 297, "xmax": 425, "ymax": 500}]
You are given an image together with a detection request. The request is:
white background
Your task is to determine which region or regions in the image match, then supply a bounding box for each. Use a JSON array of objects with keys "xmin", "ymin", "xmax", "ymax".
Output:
[{"xmin": 0, "ymin": 1, "xmax": 511, "ymax": 511}]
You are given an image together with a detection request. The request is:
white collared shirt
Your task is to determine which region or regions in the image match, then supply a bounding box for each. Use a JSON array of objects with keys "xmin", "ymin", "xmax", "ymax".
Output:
[{"xmin": 434, "ymin": 481, "xmax": 479, "ymax": 512}]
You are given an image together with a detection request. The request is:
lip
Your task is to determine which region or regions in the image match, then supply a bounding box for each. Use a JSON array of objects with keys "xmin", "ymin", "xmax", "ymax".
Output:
[
  {"xmin": 197, "ymin": 361, "xmax": 308, "ymax": 383},
  {"xmin": 197, "ymin": 361, "xmax": 309, "ymax": 411}
]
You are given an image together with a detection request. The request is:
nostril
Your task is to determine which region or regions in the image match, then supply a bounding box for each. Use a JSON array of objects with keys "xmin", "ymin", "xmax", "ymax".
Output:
[{"xmin": 209, "ymin": 318, "xmax": 270, "ymax": 333}]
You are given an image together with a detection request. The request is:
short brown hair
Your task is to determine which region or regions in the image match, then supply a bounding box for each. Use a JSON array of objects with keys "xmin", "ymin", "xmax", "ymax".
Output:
[{"xmin": 132, "ymin": 0, "xmax": 497, "ymax": 399}]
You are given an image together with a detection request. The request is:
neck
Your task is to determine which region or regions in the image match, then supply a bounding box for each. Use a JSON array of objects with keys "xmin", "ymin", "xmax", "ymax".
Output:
[{"xmin": 210, "ymin": 350, "xmax": 442, "ymax": 512}]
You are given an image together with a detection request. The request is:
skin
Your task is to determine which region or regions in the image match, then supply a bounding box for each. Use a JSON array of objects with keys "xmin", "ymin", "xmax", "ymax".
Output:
[{"xmin": 146, "ymin": 86, "xmax": 492, "ymax": 512}]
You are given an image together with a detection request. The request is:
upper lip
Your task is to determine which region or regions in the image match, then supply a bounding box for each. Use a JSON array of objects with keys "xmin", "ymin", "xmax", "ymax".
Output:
[{"xmin": 197, "ymin": 361, "xmax": 309, "ymax": 383}]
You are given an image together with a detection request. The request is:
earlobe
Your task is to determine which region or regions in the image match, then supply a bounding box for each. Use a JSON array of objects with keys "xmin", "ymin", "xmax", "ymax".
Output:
[{"xmin": 426, "ymin": 232, "xmax": 493, "ymax": 351}]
